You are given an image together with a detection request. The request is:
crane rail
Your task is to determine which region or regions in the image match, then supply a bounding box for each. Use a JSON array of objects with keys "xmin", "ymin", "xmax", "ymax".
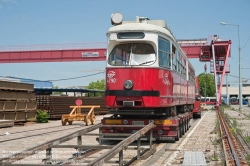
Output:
[
  {"xmin": 218, "ymin": 108, "xmax": 248, "ymax": 165},
  {"xmin": 224, "ymin": 115, "xmax": 250, "ymax": 154}
]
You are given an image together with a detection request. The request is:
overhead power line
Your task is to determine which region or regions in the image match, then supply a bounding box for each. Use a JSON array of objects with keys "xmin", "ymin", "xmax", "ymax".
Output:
[
  {"xmin": 81, "ymin": 68, "xmax": 105, "ymax": 72},
  {"xmin": 0, "ymin": 72, "xmax": 105, "ymax": 83},
  {"xmin": 241, "ymin": 35, "xmax": 250, "ymax": 50},
  {"xmin": 48, "ymin": 72, "xmax": 105, "ymax": 82},
  {"xmin": 228, "ymin": 74, "xmax": 249, "ymax": 80},
  {"xmin": 228, "ymin": 74, "xmax": 250, "ymax": 82}
]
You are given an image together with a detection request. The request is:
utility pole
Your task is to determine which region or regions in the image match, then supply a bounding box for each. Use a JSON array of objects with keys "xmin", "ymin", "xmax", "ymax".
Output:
[
  {"xmin": 205, "ymin": 81, "xmax": 206, "ymax": 105},
  {"xmin": 220, "ymin": 22, "xmax": 242, "ymax": 110},
  {"xmin": 204, "ymin": 64, "xmax": 207, "ymax": 105},
  {"xmin": 226, "ymin": 74, "xmax": 229, "ymax": 105}
]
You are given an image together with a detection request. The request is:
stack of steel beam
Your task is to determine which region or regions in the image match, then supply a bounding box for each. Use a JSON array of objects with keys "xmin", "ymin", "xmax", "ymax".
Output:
[
  {"xmin": 36, "ymin": 95, "xmax": 107, "ymax": 119},
  {"xmin": 0, "ymin": 81, "xmax": 37, "ymax": 121},
  {"xmin": 0, "ymin": 119, "xmax": 14, "ymax": 128},
  {"xmin": 36, "ymin": 95, "xmax": 50, "ymax": 110}
]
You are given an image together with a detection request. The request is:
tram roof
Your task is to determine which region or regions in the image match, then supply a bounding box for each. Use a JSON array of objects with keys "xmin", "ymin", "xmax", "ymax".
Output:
[
  {"xmin": 107, "ymin": 19, "xmax": 187, "ymax": 58},
  {"xmin": 107, "ymin": 17, "xmax": 195, "ymax": 74},
  {"xmin": 108, "ymin": 21, "xmax": 176, "ymax": 42}
]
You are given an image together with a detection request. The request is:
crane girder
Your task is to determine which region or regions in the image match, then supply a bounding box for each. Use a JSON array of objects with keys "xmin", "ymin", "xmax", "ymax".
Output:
[{"xmin": 0, "ymin": 38, "xmax": 232, "ymax": 107}]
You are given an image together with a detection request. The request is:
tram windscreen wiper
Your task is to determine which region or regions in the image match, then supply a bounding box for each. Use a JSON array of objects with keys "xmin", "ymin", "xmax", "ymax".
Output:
[{"xmin": 139, "ymin": 60, "xmax": 154, "ymax": 65}]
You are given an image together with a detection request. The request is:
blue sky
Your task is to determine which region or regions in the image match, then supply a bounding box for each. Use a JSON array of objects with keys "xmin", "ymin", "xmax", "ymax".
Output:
[{"xmin": 0, "ymin": 0, "xmax": 249, "ymax": 88}]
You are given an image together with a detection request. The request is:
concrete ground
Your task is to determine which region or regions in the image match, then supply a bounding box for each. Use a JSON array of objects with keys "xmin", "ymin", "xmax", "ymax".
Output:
[
  {"xmin": 224, "ymin": 105, "xmax": 250, "ymax": 147},
  {"xmin": 0, "ymin": 111, "xmax": 222, "ymax": 165},
  {"xmin": 165, "ymin": 111, "xmax": 221, "ymax": 165},
  {"xmin": 0, "ymin": 114, "xmax": 152, "ymax": 165},
  {"xmin": 131, "ymin": 111, "xmax": 222, "ymax": 166},
  {"xmin": 167, "ymin": 111, "xmax": 222, "ymax": 166},
  {"xmin": 0, "ymin": 115, "xmax": 107, "ymax": 164},
  {"xmin": 229, "ymin": 104, "xmax": 250, "ymax": 114}
]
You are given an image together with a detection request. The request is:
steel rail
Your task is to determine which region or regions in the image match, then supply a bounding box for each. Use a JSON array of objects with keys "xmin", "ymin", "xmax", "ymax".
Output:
[
  {"xmin": 218, "ymin": 109, "xmax": 240, "ymax": 166},
  {"xmin": 218, "ymin": 108, "xmax": 248, "ymax": 165},
  {"xmin": 87, "ymin": 123, "xmax": 155, "ymax": 166},
  {"xmin": 0, "ymin": 124, "xmax": 76, "ymax": 136},
  {"xmin": 225, "ymin": 115, "xmax": 250, "ymax": 153},
  {"xmin": 0, "ymin": 123, "xmax": 102, "ymax": 164},
  {"xmin": 0, "ymin": 125, "xmax": 82, "ymax": 143}
]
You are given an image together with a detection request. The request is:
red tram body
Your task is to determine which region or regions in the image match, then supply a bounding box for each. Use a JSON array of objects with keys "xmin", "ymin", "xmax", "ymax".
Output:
[
  {"xmin": 101, "ymin": 13, "xmax": 201, "ymax": 142},
  {"xmin": 192, "ymin": 77, "xmax": 202, "ymax": 118},
  {"xmin": 106, "ymin": 68, "xmax": 191, "ymax": 107}
]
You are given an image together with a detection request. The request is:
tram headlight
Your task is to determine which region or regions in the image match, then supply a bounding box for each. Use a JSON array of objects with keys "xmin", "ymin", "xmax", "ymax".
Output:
[
  {"xmin": 158, "ymin": 130, "xmax": 163, "ymax": 135},
  {"xmin": 124, "ymin": 80, "xmax": 133, "ymax": 89},
  {"xmin": 123, "ymin": 120, "xmax": 128, "ymax": 124},
  {"xmin": 111, "ymin": 12, "xmax": 123, "ymax": 25}
]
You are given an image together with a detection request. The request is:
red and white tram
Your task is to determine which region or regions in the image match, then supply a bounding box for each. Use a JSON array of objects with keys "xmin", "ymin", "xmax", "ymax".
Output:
[{"xmin": 101, "ymin": 13, "xmax": 200, "ymax": 141}]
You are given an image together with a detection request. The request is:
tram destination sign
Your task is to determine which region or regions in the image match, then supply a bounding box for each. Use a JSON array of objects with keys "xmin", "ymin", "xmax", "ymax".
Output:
[{"xmin": 82, "ymin": 52, "xmax": 99, "ymax": 57}]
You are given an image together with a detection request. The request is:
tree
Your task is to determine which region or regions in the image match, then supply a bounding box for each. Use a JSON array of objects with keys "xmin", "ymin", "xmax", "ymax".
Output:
[
  {"xmin": 198, "ymin": 73, "xmax": 216, "ymax": 97},
  {"xmin": 86, "ymin": 79, "xmax": 105, "ymax": 97},
  {"xmin": 52, "ymin": 85, "xmax": 61, "ymax": 94}
]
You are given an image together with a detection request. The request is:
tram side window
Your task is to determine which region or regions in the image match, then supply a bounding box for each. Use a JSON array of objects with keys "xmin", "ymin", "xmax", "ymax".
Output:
[
  {"xmin": 182, "ymin": 59, "xmax": 186, "ymax": 77},
  {"xmin": 158, "ymin": 37, "xmax": 170, "ymax": 68},
  {"xmin": 179, "ymin": 55, "xmax": 184, "ymax": 74},
  {"xmin": 189, "ymin": 75, "xmax": 195, "ymax": 84},
  {"xmin": 159, "ymin": 52, "xmax": 170, "ymax": 68},
  {"xmin": 177, "ymin": 52, "xmax": 181, "ymax": 73},
  {"xmin": 177, "ymin": 61, "xmax": 179, "ymax": 73},
  {"xmin": 179, "ymin": 63, "xmax": 182, "ymax": 74},
  {"xmin": 172, "ymin": 45, "xmax": 177, "ymax": 71},
  {"xmin": 176, "ymin": 52, "xmax": 179, "ymax": 71},
  {"xmin": 188, "ymin": 66, "xmax": 195, "ymax": 83}
]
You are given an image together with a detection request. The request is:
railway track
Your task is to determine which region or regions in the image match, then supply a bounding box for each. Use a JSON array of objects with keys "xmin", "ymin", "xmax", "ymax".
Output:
[
  {"xmin": 224, "ymin": 114, "xmax": 250, "ymax": 154},
  {"xmin": 0, "ymin": 123, "xmax": 156, "ymax": 166},
  {"xmin": 236, "ymin": 133, "xmax": 250, "ymax": 154},
  {"xmin": 218, "ymin": 108, "xmax": 248, "ymax": 165},
  {"xmin": 0, "ymin": 125, "xmax": 83, "ymax": 143},
  {"xmin": 0, "ymin": 124, "xmax": 78, "ymax": 136},
  {"xmin": 4, "ymin": 110, "xmax": 245, "ymax": 166}
]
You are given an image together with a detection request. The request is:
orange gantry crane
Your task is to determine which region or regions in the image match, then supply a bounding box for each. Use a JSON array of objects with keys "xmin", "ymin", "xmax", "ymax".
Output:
[
  {"xmin": 0, "ymin": 35, "xmax": 231, "ymax": 106},
  {"xmin": 179, "ymin": 35, "xmax": 231, "ymax": 106}
]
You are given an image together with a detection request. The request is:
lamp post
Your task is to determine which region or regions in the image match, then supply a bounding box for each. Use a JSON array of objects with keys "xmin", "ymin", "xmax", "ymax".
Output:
[
  {"xmin": 220, "ymin": 22, "xmax": 242, "ymax": 110},
  {"xmin": 226, "ymin": 74, "xmax": 229, "ymax": 105},
  {"xmin": 204, "ymin": 64, "xmax": 207, "ymax": 105}
]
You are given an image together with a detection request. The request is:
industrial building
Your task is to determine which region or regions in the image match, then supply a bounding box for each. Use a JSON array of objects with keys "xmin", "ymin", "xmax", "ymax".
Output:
[
  {"xmin": 0, "ymin": 76, "xmax": 52, "ymax": 88},
  {"xmin": 222, "ymin": 84, "xmax": 250, "ymax": 104}
]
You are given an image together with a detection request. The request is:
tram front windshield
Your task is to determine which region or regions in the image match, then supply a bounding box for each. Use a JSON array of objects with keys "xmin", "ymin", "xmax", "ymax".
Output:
[{"xmin": 108, "ymin": 43, "xmax": 156, "ymax": 66}]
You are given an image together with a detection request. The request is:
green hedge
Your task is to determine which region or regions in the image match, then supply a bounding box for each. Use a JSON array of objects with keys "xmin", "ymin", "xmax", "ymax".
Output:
[{"xmin": 36, "ymin": 110, "xmax": 49, "ymax": 123}]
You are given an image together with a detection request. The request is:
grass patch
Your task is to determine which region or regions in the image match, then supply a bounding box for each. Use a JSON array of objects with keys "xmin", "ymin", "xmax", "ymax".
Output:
[
  {"xmin": 244, "ymin": 136, "xmax": 250, "ymax": 143},
  {"xmin": 27, "ymin": 117, "xmax": 36, "ymax": 122},
  {"xmin": 220, "ymin": 105, "xmax": 230, "ymax": 109},
  {"xmin": 246, "ymin": 154, "xmax": 250, "ymax": 164}
]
